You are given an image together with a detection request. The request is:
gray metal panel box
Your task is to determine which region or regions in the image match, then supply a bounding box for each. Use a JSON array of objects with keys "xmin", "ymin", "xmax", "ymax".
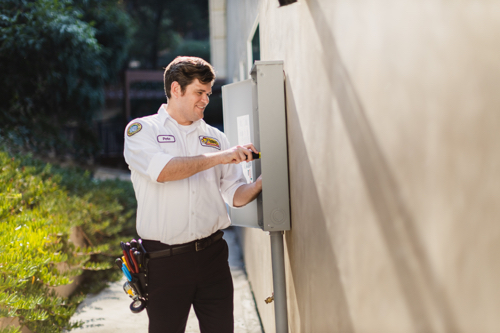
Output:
[{"xmin": 222, "ymin": 61, "xmax": 290, "ymax": 231}]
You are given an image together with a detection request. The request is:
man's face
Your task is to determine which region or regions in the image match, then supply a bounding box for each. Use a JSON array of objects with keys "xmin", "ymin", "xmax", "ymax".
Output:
[{"xmin": 176, "ymin": 79, "xmax": 212, "ymax": 124}]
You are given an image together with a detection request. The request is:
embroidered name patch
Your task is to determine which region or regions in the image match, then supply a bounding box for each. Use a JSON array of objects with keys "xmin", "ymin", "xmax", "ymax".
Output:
[
  {"xmin": 127, "ymin": 122, "xmax": 142, "ymax": 137},
  {"xmin": 157, "ymin": 135, "xmax": 175, "ymax": 143},
  {"xmin": 199, "ymin": 136, "xmax": 221, "ymax": 150}
]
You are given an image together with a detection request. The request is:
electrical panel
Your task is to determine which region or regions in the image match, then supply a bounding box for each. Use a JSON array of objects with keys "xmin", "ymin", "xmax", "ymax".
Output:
[{"xmin": 222, "ymin": 60, "xmax": 290, "ymax": 231}]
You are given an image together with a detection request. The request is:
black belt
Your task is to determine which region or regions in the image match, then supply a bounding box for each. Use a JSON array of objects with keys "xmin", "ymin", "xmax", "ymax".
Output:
[{"xmin": 146, "ymin": 231, "xmax": 224, "ymax": 259}]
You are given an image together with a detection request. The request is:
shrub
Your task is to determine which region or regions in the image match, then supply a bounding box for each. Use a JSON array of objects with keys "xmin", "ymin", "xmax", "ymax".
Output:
[{"xmin": 0, "ymin": 150, "xmax": 136, "ymax": 332}]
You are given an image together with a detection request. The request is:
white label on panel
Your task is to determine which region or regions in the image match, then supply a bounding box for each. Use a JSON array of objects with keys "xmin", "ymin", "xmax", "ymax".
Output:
[
  {"xmin": 237, "ymin": 115, "xmax": 253, "ymax": 183},
  {"xmin": 237, "ymin": 115, "xmax": 251, "ymax": 145}
]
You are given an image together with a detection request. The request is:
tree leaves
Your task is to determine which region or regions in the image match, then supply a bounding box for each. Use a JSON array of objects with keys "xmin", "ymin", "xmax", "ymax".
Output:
[
  {"xmin": 126, "ymin": 0, "xmax": 209, "ymax": 69},
  {"xmin": 0, "ymin": 0, "xmax": 133, "ymax": 161}
]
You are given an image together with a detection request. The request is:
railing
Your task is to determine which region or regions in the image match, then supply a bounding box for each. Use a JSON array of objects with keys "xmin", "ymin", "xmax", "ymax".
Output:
[{"xmin": 96, "ymin": 121, "xmax": 126, "ymax": 157}]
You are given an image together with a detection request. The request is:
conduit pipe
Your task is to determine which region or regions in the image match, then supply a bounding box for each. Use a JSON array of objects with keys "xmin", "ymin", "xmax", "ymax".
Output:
[{"xmin": 270, "ymin": 231, "xmax": 288, "ymax": 333}]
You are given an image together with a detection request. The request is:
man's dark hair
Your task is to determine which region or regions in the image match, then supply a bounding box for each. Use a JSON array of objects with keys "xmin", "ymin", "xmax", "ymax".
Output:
[{"xmin": 164, "ymin": 56, "xmax": 216, "ymax": 99}]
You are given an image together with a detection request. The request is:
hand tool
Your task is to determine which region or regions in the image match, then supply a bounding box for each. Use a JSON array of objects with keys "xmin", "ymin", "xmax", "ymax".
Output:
[
  {"xmin": 134, "ymin": 250, "xmax": 143, "ymax": 268},
  {"xmin": 121, "ymin": 256, "xmax": 131, "ymax": 271},
  {"xmin": 138, "ymin": 239, "xmax": 147, "ymax": 253},
  {"xmin": 122, "ymin": 265, "xmax": 132, "ymax": 281},
  {"xmin": 130, "ymin": 247, "xmax": 141, "ymax": 271},
  {"xmin": 129, "ymin": 249, "xmax": 139, "ymax": 273},
  {"xmin": 123, "ymin": 281, "xmax": 136, "ymax": 297},
  {"xmin": 115, "ymin": 258, "xmax": 123, "ymax": 270},
  {"xmin": 245, "ymin": 151, "xmax": 261, "ymax": 160},
  {"xmin": 121, "ymin": 242, "xmax": 136, "ymax": 274}
]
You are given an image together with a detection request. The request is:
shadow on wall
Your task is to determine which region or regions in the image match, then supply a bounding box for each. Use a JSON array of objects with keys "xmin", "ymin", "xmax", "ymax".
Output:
[
  {"xmin": 304, "ymin": 0, "xmax": 458, "ymax": 331},
  {"xmin": 284, "ymin": 77, "xmax": 355, "ymax": 333}
]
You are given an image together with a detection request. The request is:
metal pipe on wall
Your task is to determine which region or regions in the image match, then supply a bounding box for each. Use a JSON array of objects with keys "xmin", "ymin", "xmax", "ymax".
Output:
[{"xmin": 270, "ymin": 231, "xmax": 289, "ymax": 333}]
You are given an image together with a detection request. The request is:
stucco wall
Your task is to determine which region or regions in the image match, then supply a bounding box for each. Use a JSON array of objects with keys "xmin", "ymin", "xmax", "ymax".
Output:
[
  {"xmin": 209, "ymin": 0, "xmax": 227, "ymax": 79},
  {"xmin": 226, "ymin": 0, "xmax": 259, "ymax": 82},
  {"xmin": 224, "ymin": 0, "xmax": 500, "ymax": 332}
]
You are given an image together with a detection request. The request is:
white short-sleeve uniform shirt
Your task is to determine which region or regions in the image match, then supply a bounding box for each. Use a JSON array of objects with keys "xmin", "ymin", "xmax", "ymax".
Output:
[{"xmin": 124, "ymin": 104, "xmax": 247, "ymax": 245}]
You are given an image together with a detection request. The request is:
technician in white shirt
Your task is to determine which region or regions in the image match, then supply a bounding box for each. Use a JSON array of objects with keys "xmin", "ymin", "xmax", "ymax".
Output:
[{"xmin": 124, "ymin": 56, "xmax": 261, "ymax": 333}]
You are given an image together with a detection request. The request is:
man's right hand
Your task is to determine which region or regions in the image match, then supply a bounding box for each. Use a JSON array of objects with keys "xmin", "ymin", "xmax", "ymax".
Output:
[
  {"xmin": 157, "ymin": 143, "xmax": 259, "ymax": 182},
  {"xmin": 219, "ymin": 144, "xmax": 259, "ymax": 164}
]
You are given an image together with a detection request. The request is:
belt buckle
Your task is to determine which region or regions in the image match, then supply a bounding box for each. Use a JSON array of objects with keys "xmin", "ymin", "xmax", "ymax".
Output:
[{"xmin": 195, "ymin": 240, "xmax": 205, "ymax": 252}]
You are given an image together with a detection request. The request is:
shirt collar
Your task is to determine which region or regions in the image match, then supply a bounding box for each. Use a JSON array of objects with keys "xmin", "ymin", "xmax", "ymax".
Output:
[
  {"xmin": 158, "ymin": 104, "xmax": 206, "ymax": 133},
  {"xmin": 158, "ymin": 104, "xmax": 169, "ymax": 124}
]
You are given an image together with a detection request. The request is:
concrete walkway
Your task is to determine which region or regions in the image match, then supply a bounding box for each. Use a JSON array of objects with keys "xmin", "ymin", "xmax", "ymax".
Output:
[{"xmin": 69, "ymin": 168, "xmax": 263, "ymax": 333}]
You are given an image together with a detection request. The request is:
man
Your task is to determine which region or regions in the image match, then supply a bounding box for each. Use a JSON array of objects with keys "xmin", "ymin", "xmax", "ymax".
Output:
[{"xmin": 123, "ymin": 56, "xmax": 261, "ymax": 333}]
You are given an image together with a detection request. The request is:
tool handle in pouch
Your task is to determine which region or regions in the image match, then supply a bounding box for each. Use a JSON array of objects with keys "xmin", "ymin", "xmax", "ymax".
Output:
[
  {"xmin": 122, "ymin": 265, "xmax": 132, "ymax": 281},
  {"xmin": 129, "ymin": 250, "xmax": 148, "ymax": 304},
  {"xmin": 129, "ymin": 249, "xmax": 139, "ymax": 273}
]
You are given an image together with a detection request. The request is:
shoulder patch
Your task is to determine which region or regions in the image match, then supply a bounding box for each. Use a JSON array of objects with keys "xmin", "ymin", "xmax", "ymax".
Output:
[
  {"xmin": 199, "ymin": 136, "xmax": 221, "ymax": 150},
  {"xmin": 127, "ymin": 122, "xmax": 142, "ymax": 137}
]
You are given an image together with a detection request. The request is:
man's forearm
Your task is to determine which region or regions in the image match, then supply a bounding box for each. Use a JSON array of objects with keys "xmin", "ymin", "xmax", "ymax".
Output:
[
  {"xmin": 157, "ymin": 153, "xmax": 221, "ymax": 182},
  {"xmin": 156, "ymin": 144, "xmax": 259, "ymax": 182},
  {"xmin": 233, "ymin": 180, "xmax": 262, "ymax": 207}
]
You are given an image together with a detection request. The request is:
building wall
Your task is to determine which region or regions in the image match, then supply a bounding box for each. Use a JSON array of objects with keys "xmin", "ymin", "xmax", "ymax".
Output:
[
  {"xmin": 209, "ymin": 0, "xmax": 227, "ymax": 79},
  {"xmin": 226, "ymin": 0, "xmax": 259, "ymax": 82},
  {"xmin": 223, "ymin": 0, "xmax": 500, "ymax": 332}
]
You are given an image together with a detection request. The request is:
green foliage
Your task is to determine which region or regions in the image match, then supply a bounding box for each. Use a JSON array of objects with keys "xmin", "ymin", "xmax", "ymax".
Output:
[
  {"xmin": 0, "ymin": 149, "xmax": 137, "ymax": 332},
  {"xmin": 158, "ymin": 39, "xmax": 210, "ymax": 69},
  {"xmin": 74, "ymin": 0, "xmax": 134, "ymax": 83},
  {"xmin": 0, "ymin": 0, "xmax": 133, "ymax": 161},
  {"xmin": 0, "ymin": 327, "xmax": 21, "ymax": 333},
  {"xmin": 126, "ymin": 0, "xmax": 209, "ymax": 69}
]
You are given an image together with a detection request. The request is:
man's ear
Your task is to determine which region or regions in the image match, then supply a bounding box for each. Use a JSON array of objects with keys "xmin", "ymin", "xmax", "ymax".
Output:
[{"xmin": 171, "ymin": 81, "xmax": 180, "ymax": 98}]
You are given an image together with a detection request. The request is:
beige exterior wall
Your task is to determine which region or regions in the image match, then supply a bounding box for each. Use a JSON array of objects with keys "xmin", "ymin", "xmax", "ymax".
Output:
[
  {"xmin": 209, "ymin": 0, "xmax": 227, "ymax": 79},
  {"xmin": 219, "ymin": 0, "xmax": 500, "ymax": 332}
]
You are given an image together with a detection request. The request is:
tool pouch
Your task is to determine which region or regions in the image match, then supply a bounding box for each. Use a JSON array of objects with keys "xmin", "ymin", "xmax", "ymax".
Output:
[
  {"xmin": 130, "ymin": 255, "xmax": 149, "ymax": 299},
  {"xmin": 118, "ymin": 239, "xmax": 149, "ymax": 313}
]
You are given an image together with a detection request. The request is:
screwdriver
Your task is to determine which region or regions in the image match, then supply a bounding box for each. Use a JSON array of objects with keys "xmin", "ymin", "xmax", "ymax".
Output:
[
  {"xmin": 129, "ymin": 249, "xmax": 139, "ymax": 273},
  {"xmin": 138, "ymin": 239, "xmax": 147, "ymax": 253},
  {"xmin": 115, "ymin": 258, "xmax": 124, "ymax": 270},
  {"xmin": 122, "ymin": 265, "xmax": 132, "ymax": 281},
  {"xmin": 134, "ymin": 250, "xmax": 143, "ymax": 269},
  {"xmin": 121, "ymin": 242, "xmax": 136, "ymax": 274},
  {"xmin": 245, "ymin": 151, "xmax": 261, "ymax": 160}
]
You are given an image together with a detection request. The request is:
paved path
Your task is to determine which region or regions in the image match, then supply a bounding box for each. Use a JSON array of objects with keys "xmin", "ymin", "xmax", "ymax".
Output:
[{"xmin": 70, "ymin": 197, "xmax": 263, "ymax": 332}]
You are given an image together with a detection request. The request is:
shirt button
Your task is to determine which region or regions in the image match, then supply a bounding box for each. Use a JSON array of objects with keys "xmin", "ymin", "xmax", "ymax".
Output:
[
  {"xmin": 191, "ymin": 211, "xmax": 194, "ymax": 215},
  {"xmin": 192, "ymin": 190, "xmax": 195, "ymax": 194}
]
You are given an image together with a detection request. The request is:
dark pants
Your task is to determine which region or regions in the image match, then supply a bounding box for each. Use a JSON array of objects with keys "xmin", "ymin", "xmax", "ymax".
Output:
[{"xmin": 143, "ymin": 235, "xmax": 234, "ymax": 333}]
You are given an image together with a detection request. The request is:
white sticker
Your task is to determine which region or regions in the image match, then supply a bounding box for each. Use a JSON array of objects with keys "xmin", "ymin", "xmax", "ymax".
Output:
[
  {"xmin": 237, "ymin": 115, "xmax": 251, "ymax": 146},
  {"xmin": 237, "ymin": 115, "xmax": 253, "ymax": 183}
]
